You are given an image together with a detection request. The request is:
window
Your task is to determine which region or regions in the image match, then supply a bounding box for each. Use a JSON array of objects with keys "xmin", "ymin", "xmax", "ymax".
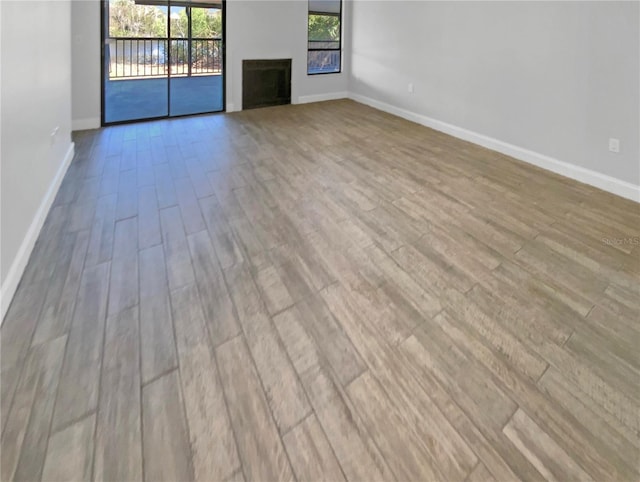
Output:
[{"xmin": 308, "ymin": 0, "xmax": 342, "ymax": 74}]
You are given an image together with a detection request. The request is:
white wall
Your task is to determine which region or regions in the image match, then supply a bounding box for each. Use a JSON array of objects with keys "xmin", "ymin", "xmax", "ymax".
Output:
[
  {"xmin": 70, "ymin": 0, "xmax": 349, "ymax": 124},
  {"xmin": 349, "ymin": 1, "xmax": 640, "ymax": 197},
  {"xmin": 1, "ymin": 0, "xmax": 75, "ymax": 317},
  {"xmin": 72, "ymin": 0, "xmax": 101, "ymax": 129}
]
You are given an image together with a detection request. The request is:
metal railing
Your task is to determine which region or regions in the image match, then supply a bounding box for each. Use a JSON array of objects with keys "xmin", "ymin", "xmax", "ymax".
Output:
[
  {"xmin": 308, "ymin": 40, "xmax": 341, "ymax": 74},
  {"xmin": 107, "ymin": 37, "xmax": 222, "ymax": 79}
]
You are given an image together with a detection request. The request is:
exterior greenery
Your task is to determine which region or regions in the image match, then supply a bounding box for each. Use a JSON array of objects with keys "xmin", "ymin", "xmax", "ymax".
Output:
[
  {"xmin": 109, "ymin": 0, "xmax": 222, "ymax": 38},
  {"xmin": 171, "ymin": 7, "xmax": 222, "ymax": 38},
  {"xmin": 109, "ymin": 0, "xmax": 166, "ymax": 37},
  {"xmin": 308, "ymin": 13, "xmax": 340, "ymax": 42}
]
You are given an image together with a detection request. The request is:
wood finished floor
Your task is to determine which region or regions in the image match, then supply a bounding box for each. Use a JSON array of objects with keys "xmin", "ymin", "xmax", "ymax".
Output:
[{"xmin": 2, "ymin": 99, "xmax": 639, "ymax": 482}]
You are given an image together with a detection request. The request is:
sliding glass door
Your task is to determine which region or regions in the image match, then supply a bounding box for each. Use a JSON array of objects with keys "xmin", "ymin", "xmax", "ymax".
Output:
[{"xmin": 102, "ymin": 0, "xmax": 224, "ymax": 124}]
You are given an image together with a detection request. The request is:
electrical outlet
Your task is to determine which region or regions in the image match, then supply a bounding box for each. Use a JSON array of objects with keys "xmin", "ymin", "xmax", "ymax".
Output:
[
  {"xmin": 608, "ymin": 138, "xmax": 620, "ymax": 153},
  {"xmin": 407, "ymin": 83, "xmax": 414, "ymax": 94}
]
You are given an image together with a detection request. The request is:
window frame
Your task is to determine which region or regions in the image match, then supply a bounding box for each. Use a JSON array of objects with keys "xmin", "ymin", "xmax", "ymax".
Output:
[{"xmin": 307, "ymin": 1, "xmax": 342, "ymax": 75}]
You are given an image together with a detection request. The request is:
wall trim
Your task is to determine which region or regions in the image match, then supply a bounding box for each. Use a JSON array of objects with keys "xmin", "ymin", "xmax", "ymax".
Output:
[
  {"xmin": 229, "ymin": 91, "xmax": 348, "ymax": 111},
  {"xmin": 349, "ymin": 92, "xmax": 640, "ymax": 203},
  {"xmin": 72, "ymin": 117, "xmax": 100, "ymax": 131},
  {"xmin": 1, "ymin": 142, "xmax": 76, "ymax": 323},
  {"xmin": 297, "ymin": 91, "xmax": 348, "ymax": 105}
]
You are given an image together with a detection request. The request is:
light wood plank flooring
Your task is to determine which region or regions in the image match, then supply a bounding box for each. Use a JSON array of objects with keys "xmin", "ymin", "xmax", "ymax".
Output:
[{"xmin": 2, "ymin": 99, "xmax": 639, "ymax": 481}]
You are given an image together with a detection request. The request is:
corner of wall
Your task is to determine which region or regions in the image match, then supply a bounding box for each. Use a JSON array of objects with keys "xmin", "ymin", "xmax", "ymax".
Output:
[{"xmin": 72, "ymin": 117, "xmax": 101, "ymax": 131}]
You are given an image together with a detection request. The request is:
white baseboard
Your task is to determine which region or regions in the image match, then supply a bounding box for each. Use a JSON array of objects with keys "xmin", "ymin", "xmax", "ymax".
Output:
[
  {"xmin": 227, "ymin": 93, "xmax": 348, "ymax": 112},
  {"xmin": 348, "ymin": 92, "xmax": 640, "ymax": 203},
  {"xmin": 72, "ymin": 117, "xmax": 100, "ymax": 131},
  {"xmin": 297, "ymin": 91, "xmax": 348, "ymax": 105},
  {"xmin": 1, "ymin": 142, "xmax": 76, "ymax": 323}
]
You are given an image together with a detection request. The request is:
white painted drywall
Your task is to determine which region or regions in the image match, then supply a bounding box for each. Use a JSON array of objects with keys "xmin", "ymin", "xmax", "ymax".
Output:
[
  {"xmin": 70, "ymin": 0, "xmax": 349, "ymax": 123},
  {"xmin": 349, "ymin": 1, "xmax": 640, "ymax": 188},
  {"xmin": 1, "ymin": 1, "xmax": 74, "ymax": 311},
  {"xmin": 72, "ymin": 0, "xmax": 101, "ymax": 129}
]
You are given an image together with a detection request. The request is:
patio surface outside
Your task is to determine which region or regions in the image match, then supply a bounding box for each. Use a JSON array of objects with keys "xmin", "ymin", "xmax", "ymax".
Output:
[{"xmin": 104, "ymin": 74, "xmax": 224, "ymax": 123}]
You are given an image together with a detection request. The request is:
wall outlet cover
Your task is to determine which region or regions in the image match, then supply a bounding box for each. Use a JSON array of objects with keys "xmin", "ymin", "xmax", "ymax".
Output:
[{"xmin": 608, "ymin": 138, "xmax": 620, "ymax": 153}]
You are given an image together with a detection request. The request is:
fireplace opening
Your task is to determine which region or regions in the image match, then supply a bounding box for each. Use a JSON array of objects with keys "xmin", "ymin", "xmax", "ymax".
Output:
[{"xmin": 242, "ymin": 59, "xmax": 292, "ymax": 110}]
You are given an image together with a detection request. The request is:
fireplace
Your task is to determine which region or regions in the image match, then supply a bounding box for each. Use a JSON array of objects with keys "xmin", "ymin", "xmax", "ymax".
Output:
[{"xmin": 242, "ymin": 59, "xmax": 292, "ymax": 110}]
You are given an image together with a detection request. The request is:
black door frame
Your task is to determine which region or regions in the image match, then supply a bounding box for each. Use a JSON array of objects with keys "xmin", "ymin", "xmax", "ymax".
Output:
[{"xmin": 100, "ymin": 0, "xmax": 226, "ymax": 126}]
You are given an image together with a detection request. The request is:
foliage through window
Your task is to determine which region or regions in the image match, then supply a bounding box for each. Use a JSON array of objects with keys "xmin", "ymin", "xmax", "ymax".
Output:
[
  {"xmin": 109, "ymin": 0, "xmax": 221, "ymax": 39},
  {"xmin": 308, "ymin": 0, "xmax": 341, "ymax": 74}
]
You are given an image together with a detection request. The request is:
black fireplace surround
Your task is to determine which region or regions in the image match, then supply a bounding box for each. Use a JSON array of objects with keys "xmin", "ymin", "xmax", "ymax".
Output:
[{"xmin": 242, "ymin": 59, "xmax": 292, "ymax": 110}]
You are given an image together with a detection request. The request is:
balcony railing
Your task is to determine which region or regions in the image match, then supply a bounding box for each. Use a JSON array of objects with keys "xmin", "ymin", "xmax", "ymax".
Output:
[
  {"xmin": 107, "ymin": 37, "xmax": 222, "ymax": 79},
  {"xmin": 308, "ymin": 40, "xmax": 340, "ymax": 74}
]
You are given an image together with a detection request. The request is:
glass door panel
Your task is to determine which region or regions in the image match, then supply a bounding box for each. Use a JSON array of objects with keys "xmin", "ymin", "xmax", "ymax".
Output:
[
  {"xmin": 104, "ymin": 0, "xmax": 169, "ymax": 123},
  {"xmin": 169, "ymin": 5, "xmax": 224, "ymax": 116}
]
